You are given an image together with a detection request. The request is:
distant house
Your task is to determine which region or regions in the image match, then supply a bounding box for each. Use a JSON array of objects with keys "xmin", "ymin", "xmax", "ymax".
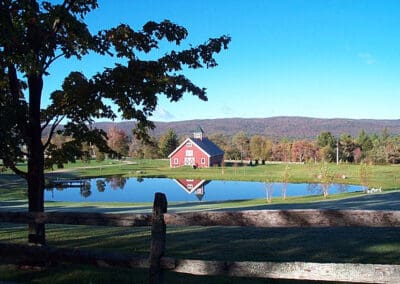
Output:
[{"xmin": 168, "ymin": 127, "xmax": 224, "ymax": 168}]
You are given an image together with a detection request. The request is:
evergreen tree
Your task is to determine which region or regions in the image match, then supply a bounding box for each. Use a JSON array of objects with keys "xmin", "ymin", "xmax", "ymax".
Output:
[
  {"xmin": 317, "ymin": 131, "xmax": 336, "ymax": 162},
  {"xmin": 158, "ymin": 129, "xmax": 179, "ymax": 158}
]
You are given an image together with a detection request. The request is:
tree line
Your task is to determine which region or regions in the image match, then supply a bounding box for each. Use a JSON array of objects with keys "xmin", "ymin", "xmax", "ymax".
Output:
[
  {"xmin": 213, "ymin": 128, "xmax": 400, "ymax": 164},
  {"xmin": 58, "ymin": 126, "xmax": 400, "ymax": 166}
]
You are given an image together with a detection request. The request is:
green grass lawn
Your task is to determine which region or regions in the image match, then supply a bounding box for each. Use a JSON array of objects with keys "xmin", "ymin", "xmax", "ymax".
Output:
[{"xmin": 1, "ymin": 223, "xmax": 399, "ymax": 283}]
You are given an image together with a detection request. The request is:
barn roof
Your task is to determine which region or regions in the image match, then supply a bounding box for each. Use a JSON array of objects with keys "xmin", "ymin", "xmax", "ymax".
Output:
[
  {"xmin": 168, "ymin": 137, "xmax": 224, "ymax": 158},
  {"xmin": 191, "ymin": 137, "xmax": 224, "ymax": 157}
]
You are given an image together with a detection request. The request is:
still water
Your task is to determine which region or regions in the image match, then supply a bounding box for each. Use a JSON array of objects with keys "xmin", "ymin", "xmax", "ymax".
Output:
[{"xmin": 44, "ymin": 177, "xmax": 363, "ymax": 203}]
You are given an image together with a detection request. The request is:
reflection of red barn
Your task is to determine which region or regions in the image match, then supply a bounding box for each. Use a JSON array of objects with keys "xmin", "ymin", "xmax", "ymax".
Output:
[
  {"xmin": 174, "ymin": 179, "xmax": 209, "ymax": 201},
  {"xmin": 168, "ymin": 127, "xmax": 224, "ymax": 168}
]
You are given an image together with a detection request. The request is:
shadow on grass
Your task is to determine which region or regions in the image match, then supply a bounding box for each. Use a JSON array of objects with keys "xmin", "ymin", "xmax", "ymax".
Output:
[
  {"xmin": 212, "ymin": 191, "xmax": 400, "ymax": 211},
  {"xmin": 0, "ymin": 214, "xmax": 400, "ymax": 283},
  {"xmin": 2, "ymin": 223, "xmax": 399, "ymax": 283},
  {"xmin": 0, "ymin": 174, "xmax": 26, "ymax": 185},
  {"xmin": 165, "ymin": 226, "xmax": 400, "ymax": 264},
  {"xmin": 2, "ymin": 223, "xmax": 399, "ymax": 265}
]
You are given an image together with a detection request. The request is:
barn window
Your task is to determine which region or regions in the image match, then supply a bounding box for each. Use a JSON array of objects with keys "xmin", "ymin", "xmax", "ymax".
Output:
[
  {"xmin": 186, "ymin": 142, "xmax": 192, "ymax": 147},
  {"xmin": 173, "ymin": 158, "xmax": 178, "ymax": 165},
  {"xmin": 185, "ymin": 150, "xmax": 193, "ymax": 156},
  {"xmin": 201, "ymin": 158, "xmax": 206, "ymax": 164}
]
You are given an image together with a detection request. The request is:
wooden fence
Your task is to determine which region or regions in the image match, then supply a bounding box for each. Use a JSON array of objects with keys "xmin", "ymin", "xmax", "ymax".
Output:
[{"xmin": 1, "ymin": 192, "xmax": 400, "ymax": 283}]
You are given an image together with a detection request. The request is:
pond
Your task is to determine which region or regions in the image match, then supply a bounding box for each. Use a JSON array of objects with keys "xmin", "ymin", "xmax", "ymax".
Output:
[{"xmin": 44, "ymin": 177, "xmax": 363, "ymax": 203}]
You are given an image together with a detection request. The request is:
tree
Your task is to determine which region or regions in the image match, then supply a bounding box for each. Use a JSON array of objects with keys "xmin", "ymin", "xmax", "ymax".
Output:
[
  {"xmin": 317, "ymin": 131, "xmax": 336, "ymax": 162},
  {"xmin": 158, "ymin": 129, "xmax": 178, "ymax": 158},
  {"xmin": 380, "ymin": 127, "xmax": 390, "ymax": 144},
  {"xmin": 232, "ymin": 131, "xmax": 250, "ymax": 160},
  {"xmin": 95, "ymin": 150, "xmax": 105, "ymax": 162},
  {"xmin": 224, "ymin": 146, "xmax": 241, "ymax": 160},
  {"xmin": 80, "ymin": 142, "xmax": 91, "ymax": 163},
  {"xmin": 271, "ymin": 139, "xmax": 291, "ymax": 162},
  {"xmin": 130, "ymin": 136, "xmax": 159, "ymax": 159},
  {"xmin": 264, "ymin": 178, "xmax": 274, "ymax": 203},
  {"xmin": 369, "ymin": 135, "xmax": 386, "ymax": 164},
  {"xmin": 385, "ymin": 136, "xmax": 400, "ymax": 164},
  {"xmin": 357, "ymin": 130, "xmax": 373, "ymax": 153},
  {"xmin": 291, "ymin": 140, "xmax": 317, "ymax": 163},
  {"xmin": 107, "ymin": 125, "xmax": 129, "ymax": 158},
  {"xmin": 262, "ymin": 138, "xmax": 273, "ymax": 161},
  {"xmin": 353, "ymin": 147, "xmax": 363, "ymax": 164},
  {"xmin": 281, "ymin": 165, "xmax": 291, "ymax": 200},
  {"xmin": 0, "ymin": 0, "xmax": 230, "ymax": 245},
  {"xmin": 359, "ymin": 162, "xmax": 371, "ymax": 191},
  {"xmin": 249, "ymin": 135, "xmax": 264, "ymax": 161},
  {"xmin": 339, "ymin": 133, "xmax": 357, "ymax": 163},
  {"xmin": 318, "ymin": 162, "xmax": 334, "ymax": 199},
  {"xmin": 209, "ymin": 133, "xmax": 229, "ymax": 152},
  {"xmin": 317, "ymin": 131, "xmax": 336, "ymax": 148}
]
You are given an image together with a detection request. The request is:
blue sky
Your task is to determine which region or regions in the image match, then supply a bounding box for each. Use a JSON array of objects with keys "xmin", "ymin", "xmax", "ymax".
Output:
[{"xmin": 43, "ymin": 0, "xmax": 400, "ymax": 121}]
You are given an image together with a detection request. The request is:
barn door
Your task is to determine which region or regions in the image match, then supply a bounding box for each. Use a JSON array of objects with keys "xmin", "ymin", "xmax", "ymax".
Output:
[{"xmin": 184, "ymin": 157, "xmax": 195, "ymax": 165}]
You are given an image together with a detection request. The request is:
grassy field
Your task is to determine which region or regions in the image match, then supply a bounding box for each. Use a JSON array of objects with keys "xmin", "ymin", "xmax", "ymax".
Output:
[
  {"xmin": 1, "ymin": 223, "xmax": 399, "ymax": 283},
  {"xmin": 1, "ymin": 159, "xmax": 400, "ymax": 283}
]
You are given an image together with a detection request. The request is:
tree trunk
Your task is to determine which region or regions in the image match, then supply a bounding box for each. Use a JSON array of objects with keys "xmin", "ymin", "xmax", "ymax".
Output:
[{"xmin": 27, "ymin": 74, "xmax": 46, "ymax": 245}]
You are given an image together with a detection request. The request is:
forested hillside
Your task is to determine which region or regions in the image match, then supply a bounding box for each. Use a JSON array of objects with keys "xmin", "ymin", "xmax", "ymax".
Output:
[{"xmin": 95, "ymin": 117, "xmax": 400, "ymax": 139}]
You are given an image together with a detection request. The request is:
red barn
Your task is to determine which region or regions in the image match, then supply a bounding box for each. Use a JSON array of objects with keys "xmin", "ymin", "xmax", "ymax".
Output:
[{"xmin": 168, "ymin": 127, "xmax": 224, "ymax": 168}]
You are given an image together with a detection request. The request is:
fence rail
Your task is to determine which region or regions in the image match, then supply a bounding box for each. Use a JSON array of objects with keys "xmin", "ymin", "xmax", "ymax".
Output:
[
  {"xmin": 165, "ymin": 209, "xmax": 400, "ymax": 227},
  {"xmin": 1, "ymin": 193, "xmax": 400, "ymax": 283},
  {"xmin": 2, "ymin": 209, "xmax": 400, "ymax": 228},
  {"xmin": 1, "ymin": 242, "xmax": 399, "ymax": 284},
  {"xmin": 0, "ymin": 211, "xmax": 152, "ymax": 227},
  {"xmin": 170, "ymin": 259, "xmax": 400, "ymax": 283}
]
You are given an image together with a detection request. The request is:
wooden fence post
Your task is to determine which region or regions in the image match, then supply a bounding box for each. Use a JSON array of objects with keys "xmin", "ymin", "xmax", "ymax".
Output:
[{"xmin": 149, "ymin": 192, "xmax": 168, "ymax": 284}]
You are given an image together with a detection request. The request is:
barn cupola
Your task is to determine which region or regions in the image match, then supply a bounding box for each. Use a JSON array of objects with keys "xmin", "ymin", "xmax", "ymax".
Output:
[{"xmin": 193, "ymin": 126, "xmax": 205, "ymax": 140}]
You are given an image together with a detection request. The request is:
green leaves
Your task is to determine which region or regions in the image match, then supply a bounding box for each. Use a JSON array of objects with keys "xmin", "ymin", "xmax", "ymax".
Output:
[
  {"xmin": 1, "ymin": 0, "xmax": 230, "ymax": 174},
  {"xmin": 160, "ymin": 35, "xmax": 231, "ymax": 70},
  {"xmin": 143, "ymin": 20, "xmax": 188, "ymax": 44},
  {"xmin": 91, "ymin": 26, "xmax": 230, "ymax": 139},
  {"xmin": 158, "ymin": 128, "xmax": 179, "ymax": 158}
]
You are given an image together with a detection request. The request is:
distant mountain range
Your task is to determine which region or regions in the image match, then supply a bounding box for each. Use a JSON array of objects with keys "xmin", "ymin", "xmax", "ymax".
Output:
[{"xmin": 94, "ymin": 116, "xmax": 400, "ymax": 139}]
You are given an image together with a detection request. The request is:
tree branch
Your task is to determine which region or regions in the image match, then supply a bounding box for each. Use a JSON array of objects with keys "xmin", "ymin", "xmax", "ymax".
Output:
[
  {"xmin": 43, "ymin": 53, "xmax": 65, "ymax": 72},
  {"xmin": 43, "ymin": 114, "xmax": 65, "ymax": 150},
  {"xmin": 7, "ymin": 64, "xmax": 21, "ymax": 104},
  {"xmin": 41, "ymin": 118, "xmax": 51, "ymax": 132},
  {"xmin": 3, "ymin": 158, "xmax": 28, "ymax": 180},
  {"xmin": 62, "ymin": 0, "xmax": 75, "ymax": 11},
  {"xmin": 41, "ymin": 0, "xmax": 76, "ymax": 71},
  {"xmin": 3, "ymin": 2, "xmax": 21, "ymax": 104}
]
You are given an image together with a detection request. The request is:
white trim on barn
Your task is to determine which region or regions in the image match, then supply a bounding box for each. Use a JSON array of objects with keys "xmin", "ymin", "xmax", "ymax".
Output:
[{"xmin": 168, "ymin": 138, "xmax": 212, "ymax": 159}]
